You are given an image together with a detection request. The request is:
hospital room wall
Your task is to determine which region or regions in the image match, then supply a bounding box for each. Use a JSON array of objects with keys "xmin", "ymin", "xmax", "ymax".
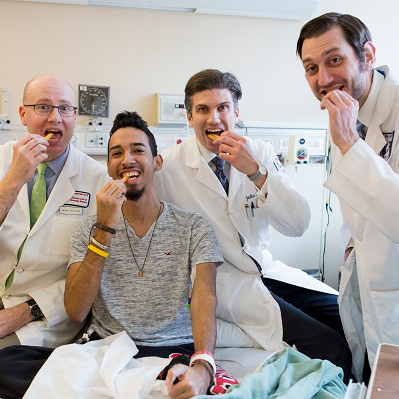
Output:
[{"xmin": 1, "ymin": 0, "xmax": 399, "ymax": 127}]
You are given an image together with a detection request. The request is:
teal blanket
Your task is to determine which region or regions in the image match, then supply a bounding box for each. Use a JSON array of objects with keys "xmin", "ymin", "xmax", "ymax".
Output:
[{"xmin": 197, "ymin": 348, "xmax": 347, "ymax": 399}]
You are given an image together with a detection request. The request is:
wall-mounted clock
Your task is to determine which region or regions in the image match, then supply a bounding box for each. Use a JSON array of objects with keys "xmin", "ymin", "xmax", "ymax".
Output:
[{"xmin": 78, "ymin": 85, "xmax": 110, "ymax": 117}]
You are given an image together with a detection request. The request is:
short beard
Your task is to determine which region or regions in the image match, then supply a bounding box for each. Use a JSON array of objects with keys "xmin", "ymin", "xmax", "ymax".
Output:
[
  {"xmin": 125, "ymin": 187, "xmax": 145, "ymax": 201},
  {"xmin": 350, "ymin": 61, "xmax": 367, "ymax": 102}
]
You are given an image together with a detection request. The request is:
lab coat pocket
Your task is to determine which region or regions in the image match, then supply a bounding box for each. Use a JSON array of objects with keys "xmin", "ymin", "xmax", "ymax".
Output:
[
  {"xmin": 46, "ymin": 216, "xmax": 80, "ymax": 257},
  {"xmin": 369, "ymin": 288, "xmax": 399, "ymax": 340}
]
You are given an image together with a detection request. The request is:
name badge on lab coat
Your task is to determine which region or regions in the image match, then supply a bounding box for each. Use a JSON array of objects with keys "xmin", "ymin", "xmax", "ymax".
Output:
[{"xmin": 59, "ymin": 206, "xmax": 83, "ymax": 215}]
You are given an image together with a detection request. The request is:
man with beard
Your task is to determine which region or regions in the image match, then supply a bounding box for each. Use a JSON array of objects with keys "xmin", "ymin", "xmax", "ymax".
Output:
[
  {"xmin": 0, "ymin": 74, "xmax": 110, "ymax": 349},
  {"xmin": 0, "ymin": 111, "xmax": 227, "ymax": 399},
  {"xmin": 297, "ymin": 13, "xmax": 399, "ymax": 381}
]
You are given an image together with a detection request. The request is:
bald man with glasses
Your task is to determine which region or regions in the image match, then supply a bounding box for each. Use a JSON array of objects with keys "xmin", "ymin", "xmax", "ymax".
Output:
[{"xmin": 0, "ymin": 74, "xmax": 110, "ymax": 349}]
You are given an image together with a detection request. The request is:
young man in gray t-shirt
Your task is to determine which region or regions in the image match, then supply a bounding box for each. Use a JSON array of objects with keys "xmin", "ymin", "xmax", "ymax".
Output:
[
  {"xmin": 0, "ymin": 111, "xmax": 228, "ymax": 399},
  {"xmin": 63, "ymin": 111, "xmax": 223, "ymax": 398}
]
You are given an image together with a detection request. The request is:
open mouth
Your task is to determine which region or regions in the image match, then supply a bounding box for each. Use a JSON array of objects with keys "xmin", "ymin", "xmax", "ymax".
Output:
[
  {"xmin": 321, "ymin": 85, "xmax": 344, "ymax": 97},
  {"xmin": 121, "ymin": 170, "xmax": 141, "ymax": 183},
  {"xmin": 45, "ymin": 129, "xmax": 62, "ymax": 142},
  {"xmin": 206, "ymin": 128, "xmax": 224, "ymax": 141}
]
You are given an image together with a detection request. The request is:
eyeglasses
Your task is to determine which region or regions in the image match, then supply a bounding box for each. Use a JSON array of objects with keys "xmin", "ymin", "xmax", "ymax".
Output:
[{"xmin": 24, "ymin": 104, "xmax": 77, "ymax": 117}]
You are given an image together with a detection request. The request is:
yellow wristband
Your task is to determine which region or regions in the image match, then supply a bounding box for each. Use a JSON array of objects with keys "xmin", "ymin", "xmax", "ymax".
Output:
[{"xmin": 88, "ymin": 244, "xmax": 109, "ymax": 258}]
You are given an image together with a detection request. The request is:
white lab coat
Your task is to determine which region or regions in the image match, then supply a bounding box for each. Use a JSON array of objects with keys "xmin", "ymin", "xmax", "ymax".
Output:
[
  {"xmin": 155, "ymin": 135, "xmax": 336, "ymax": 350},
  {"xmin": 325, "ymin": 65, "xmax": 399, "ymax": 380},
  {"xmin": 0, "ymin": 142, "xmax": 110, "ymax": 347}
]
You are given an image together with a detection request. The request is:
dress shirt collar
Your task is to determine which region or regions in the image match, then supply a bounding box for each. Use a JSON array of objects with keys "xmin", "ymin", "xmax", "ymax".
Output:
[
  {"xmin": 197, "ymin": 140, "xmax": 218, "ymax": 164},
  {"xmin": 46, "ymin": 144, "xmax": 70, "ymax": 175}
]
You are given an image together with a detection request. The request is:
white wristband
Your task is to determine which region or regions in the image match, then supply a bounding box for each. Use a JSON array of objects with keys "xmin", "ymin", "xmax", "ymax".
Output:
[
  {"xmin": 189, "ymin": 353, "xmax": 216, "ymax": 375},
  {"xmin": 90, "ymin": 237, "xmax": 110, "ymax": 251}
]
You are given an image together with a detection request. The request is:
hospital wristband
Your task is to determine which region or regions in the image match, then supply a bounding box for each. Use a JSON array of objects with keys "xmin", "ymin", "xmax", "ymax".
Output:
[
  {"xmin": 88, "ymin": 244, "xmax": 109, "ymax": 258},
  {"xmin": 90, "ymin": 237, "xmax": 110, "ymax": 251},
  {"xmin": 189, "ymin": 351, "xmax": 216, "ymax": 375}
]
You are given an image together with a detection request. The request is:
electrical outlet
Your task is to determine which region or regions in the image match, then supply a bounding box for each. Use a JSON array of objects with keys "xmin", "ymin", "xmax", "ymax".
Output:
[
  {"xmin": 86, "ymin": 133, "xmax": 98, "ymax": 148},
  {"xmin": 96, "ymin": 133, "xmax": 109, "ymax": 148},
  {"xmin": 0, "ymin": 116, "xmax": 11, "ymax": 130}
]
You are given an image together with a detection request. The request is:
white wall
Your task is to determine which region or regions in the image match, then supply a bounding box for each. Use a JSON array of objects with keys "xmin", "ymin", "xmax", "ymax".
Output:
[
  {"xmin": 2, "ymin": 0, "xmax": 398, "ymax": 126},
  {"xmin": 2, "ymin": 0, "xmax": 398, "ymax": 124}
]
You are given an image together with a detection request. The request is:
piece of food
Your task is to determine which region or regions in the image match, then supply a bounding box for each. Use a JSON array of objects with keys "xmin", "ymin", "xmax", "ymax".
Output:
[
  {"xmin": 45, "ymin": 133, "xmax": 53, "ymax": 141},
  {"xmin": 121, "ymin": 172, "xmax": 140, "ymax": 182},
  {"xmin": 207, "ymin": 133, "xmax": 219, "ymax": 141}
]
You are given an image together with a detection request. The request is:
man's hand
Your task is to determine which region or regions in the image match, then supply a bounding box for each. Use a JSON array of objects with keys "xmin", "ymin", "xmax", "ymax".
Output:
[
  {"xmin": 0, "ymin": 303, "xmax": 32, "ymax": 338},
  {"xmin": 7, "ymin": 134, "xmax": 49, "ymax": 186},
  {"xmin": 165, "ymin": 361, "xmax": 212, "ymax": 399},
  {"xmin": 96, "ymin": 180, "xmax": 127, "ymax": 229},
  {"xmin": 320, "ymin": 90, "xmax": 360, "ymax": 155},
  {"xmin": 214, "ymin": 131, "xmax": 259, "ymax": 175}
]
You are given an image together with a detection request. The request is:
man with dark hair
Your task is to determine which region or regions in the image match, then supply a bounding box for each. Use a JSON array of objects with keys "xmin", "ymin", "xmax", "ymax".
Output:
[
  {"xmin": 296, "ymin": 12, "xmax": 372, "ymax": 63},
  {"xmin": 109, "ymin": 110, "xmax": 158, "ymax": 157},
  {"xmin": 184, "ymin": 69, "xmax": 242, "ymax": 115},
  {"xmin": 0, "ymin": 111, "xmax": 228, "ymax": 399},
  {"xmin": 0, "ymin": 74, "xmax": 110, "ymax": 350},
  {"xmin": 155, "ymin": 68, "xmax": 352, "ymax": 379},
  {"xmin": 297, "ymin": 12, "xmax": 399, "ymax": 381}
]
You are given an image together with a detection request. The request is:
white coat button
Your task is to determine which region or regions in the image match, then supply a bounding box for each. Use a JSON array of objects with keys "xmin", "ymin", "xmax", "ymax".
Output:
[
  {"xmin": 356, "ymin": 233, "xmax": 363, "ymax": 241},
  {"xmin": 17, "ymin": 269, "xmax": 24, "ymax": 273}
]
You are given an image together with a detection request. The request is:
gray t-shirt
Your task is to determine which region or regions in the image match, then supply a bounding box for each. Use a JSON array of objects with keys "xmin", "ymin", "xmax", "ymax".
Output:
[{"xmin": 69, "ymin": 202, "xmax": 223, "ymax": 346}]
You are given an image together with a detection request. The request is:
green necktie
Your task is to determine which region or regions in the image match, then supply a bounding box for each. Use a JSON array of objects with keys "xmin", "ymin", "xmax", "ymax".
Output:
[
  {"xmin": 5, "ymin": 163, "xmax": 48, "ymax": 290},
  {"xmin": 29, "ymin": 163, "xmax": 48, "ymax": 229}
]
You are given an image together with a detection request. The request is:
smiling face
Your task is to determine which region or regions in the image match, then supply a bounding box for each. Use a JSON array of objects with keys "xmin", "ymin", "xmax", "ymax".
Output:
[
  {"xmin": 187, "ymin": 89, "xmax": 239, "ymax": 154},
  {"xmin": 107, "ymin": 127, "xmax": 162, "ymax": 201},
  {"xmin": 19, "ymin": 75, "xmax": 76, "ymax": 161},
  {"xmin": 301, "ymin": 26, "xmax": 374, "ymax": 107}
]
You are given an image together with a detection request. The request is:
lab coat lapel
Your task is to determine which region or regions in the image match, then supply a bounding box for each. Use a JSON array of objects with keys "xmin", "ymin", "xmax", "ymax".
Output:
[
  {"xmin": 15, "ymin": 185, "xmax": 30, "ymax": 229},
  {"xmin": 365, "ymin": 122, "xmax": 386, "ymax": 155},
  {"xmin": 366, "ymin": 66, "xmax": 397, "ymax": 156},
  {"xmin": 30, "ymin": 147, "xmax": 78, "ymax": 234},
  {"xmin": 228, "ymin": 166, "xmax": 245, "ymax": 207},
  {"xmin": 185, "ymin": 137, "xmax": 227, "ymax": 199}
]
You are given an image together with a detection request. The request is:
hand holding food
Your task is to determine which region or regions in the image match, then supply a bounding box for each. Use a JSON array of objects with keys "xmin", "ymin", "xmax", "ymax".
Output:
[
  {"xmin": 215, "ymin": 131, "xmax": 259, "ymax": 176},
  {"xmin": 96, "ymin": 180, "xmax": 127, "ymax": 230},
  {"xmin": 320, "ymin": 90, "xmax": 359, "ymax": 155},
  {"xmin": 7, "ymin": 134, "xmax": 49, "ymax": 185}
]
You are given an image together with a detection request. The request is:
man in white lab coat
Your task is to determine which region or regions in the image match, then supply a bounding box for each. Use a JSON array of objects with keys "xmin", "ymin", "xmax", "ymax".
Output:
[
  {"xmin": 0, "ymin": 74, "xmax": 110, "ymax": 349},
  {"xmin": 155, "ymin": 69, "xmax": 352, "ymax": 378},
  {"xmin": 297, "ymin": 12, "xmax": 399, "ymax": 381}
]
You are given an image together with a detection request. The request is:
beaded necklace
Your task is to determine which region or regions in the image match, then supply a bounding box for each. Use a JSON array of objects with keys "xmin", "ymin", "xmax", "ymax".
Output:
[{"xmin": 122, "ymin": 202, "xmax": 163, "ymax": 278}]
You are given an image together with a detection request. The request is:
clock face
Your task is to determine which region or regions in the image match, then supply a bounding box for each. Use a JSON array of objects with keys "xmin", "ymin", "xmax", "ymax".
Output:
[{"xmin": 78, "ymin": 85, "xmax": 110, "ymax": 117}]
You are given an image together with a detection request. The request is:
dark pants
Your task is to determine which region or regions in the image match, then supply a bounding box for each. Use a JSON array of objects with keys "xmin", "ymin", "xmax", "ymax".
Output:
[
  {"xmin": 263, "ymin": 277, "xmax": 352, "ymax": 383},
  {"xmin": 0, "ymin": 335, "xmax": 194, "ymax": 399}
]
